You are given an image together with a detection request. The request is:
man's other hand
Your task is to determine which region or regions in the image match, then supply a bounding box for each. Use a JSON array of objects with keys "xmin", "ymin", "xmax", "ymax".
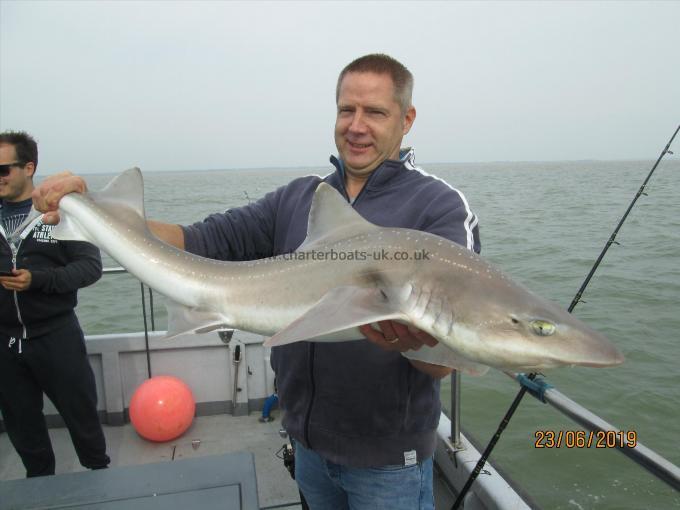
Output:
[
  {"xmin": 359, "ymin": 320, "xmax": 438, "ymax": 353},
  {"xmin": 359, "ymin": 321, "xmax": 453, "ymax": 379}
]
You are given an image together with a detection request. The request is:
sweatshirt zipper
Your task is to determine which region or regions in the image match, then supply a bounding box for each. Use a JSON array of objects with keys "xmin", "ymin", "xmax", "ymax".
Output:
[
  {"xmin": 350, "ymin": 175, "xmax": 372, "ymax": 206},
  {"xmin": 10, "ymin": 241, "xmax": 27, "ymax": 339},
  {"xmin": 2, "ymin": 227, "xmax": 28, "ymax": 339},
  {"xmin": 332, "ymin": 156, "xmax": 377, "ymax": 207},
  {"xmin": 303, "ymin": 343, "xmax": 316, "ymax": 448},
  {"xmin": 11, "ymin": 215, "xmax": 43, "ymax": 339},
  {"xmin": 345, "ymin": 160, "xmax": 382, "ymax": 207}
]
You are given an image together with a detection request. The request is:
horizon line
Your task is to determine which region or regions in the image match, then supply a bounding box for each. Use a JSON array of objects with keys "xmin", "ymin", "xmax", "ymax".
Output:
[{"xmin": 63, "ymin": 156, "xmax": 676, "ymax": 177}]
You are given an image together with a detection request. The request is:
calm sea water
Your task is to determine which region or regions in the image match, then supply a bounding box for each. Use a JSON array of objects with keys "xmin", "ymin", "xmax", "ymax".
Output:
[{"xmin": 73, "ymin": 159, "xmax": 680, "ymax": 509}]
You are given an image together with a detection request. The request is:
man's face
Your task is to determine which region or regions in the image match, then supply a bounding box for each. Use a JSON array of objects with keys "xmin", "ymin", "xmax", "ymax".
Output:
[
  {"xmin": 335, "ymin": 72, "xmax": 415, "ymax": 179},
  {"xmin": 0, "ymin": 144, "xmax": 34, "ymax": 202}
]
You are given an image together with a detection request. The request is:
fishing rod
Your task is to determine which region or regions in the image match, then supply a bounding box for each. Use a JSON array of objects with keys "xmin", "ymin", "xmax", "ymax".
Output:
[{"xmin": 451, "ymin": 124, "xmax": 680, "ymax": 510}]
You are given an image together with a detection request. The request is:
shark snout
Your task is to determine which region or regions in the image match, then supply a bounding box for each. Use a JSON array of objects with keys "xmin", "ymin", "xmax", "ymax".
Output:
[
  {"xmin": 556, "ymin": 327, "xmax": 625, "ymax": 368},
  {"xmin": 575, "ymin": 332, "xmax": 625, "ymax": 367}
]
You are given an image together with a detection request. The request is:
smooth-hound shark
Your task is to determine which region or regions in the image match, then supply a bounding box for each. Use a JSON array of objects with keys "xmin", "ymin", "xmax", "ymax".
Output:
[{"xmin": 49, "ymin": 168, "xmax": 624, "ymax": 375}]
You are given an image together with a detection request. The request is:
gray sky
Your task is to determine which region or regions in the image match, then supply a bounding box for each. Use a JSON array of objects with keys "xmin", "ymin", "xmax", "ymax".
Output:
[{"xmin": 1, "ymin": 0, "xmax": 678, "ymax": 174}]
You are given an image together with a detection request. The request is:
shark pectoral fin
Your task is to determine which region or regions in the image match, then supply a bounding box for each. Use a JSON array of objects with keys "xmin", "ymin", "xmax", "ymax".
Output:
[
  {"xmin": 264, "ymin": 286, "xmax": 405, "ymax": 347},
  {"xmin": 165, "ymin": 300, "xmax": 230, "ymax": 340},
  {"xmin": 401, "ymin": 344, "xmax": 490, "ymax": 376}
]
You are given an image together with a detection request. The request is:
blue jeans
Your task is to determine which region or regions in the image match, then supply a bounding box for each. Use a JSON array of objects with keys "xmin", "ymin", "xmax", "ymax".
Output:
[{"xmin": 294, "ymin": 441, "xmax": 434, "ymax": 510}]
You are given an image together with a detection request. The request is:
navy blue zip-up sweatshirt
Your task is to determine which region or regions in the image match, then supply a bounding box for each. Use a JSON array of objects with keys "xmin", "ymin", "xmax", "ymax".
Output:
[
  {"xmin": 0, "ymin": 199, "xmax": 103, "ymax": 339},
  {"xmin": 182, "ymin": 150, "xmax": 481, "ymax": 467}
]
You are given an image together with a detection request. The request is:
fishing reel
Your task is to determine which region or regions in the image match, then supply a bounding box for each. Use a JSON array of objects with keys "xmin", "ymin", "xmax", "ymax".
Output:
[{"xmin": 276, "ymin": 439, "xmax": 296, "ymax": 480}]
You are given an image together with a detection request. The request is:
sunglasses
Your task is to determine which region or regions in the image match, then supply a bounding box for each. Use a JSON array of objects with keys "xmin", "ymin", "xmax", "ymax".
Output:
[{"xmin": 0, "ymin": 162, "xmax": 25, "ymax": 177}]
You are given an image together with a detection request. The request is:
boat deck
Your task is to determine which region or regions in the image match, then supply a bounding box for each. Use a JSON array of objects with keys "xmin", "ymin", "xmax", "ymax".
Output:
[
  {"xmin": 1, "ymin": 410, "xmax": 463, "ymax": 509},
  {"xmin": 0, "ymin": 328, "xmax": 531, "ymax": 509},
  {"xmin": 0, "ymin": 412, "xmax": 302, "ymax": 509}
]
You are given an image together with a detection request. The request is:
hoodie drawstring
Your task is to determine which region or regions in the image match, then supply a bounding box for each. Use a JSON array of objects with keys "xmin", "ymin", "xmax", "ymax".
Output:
[{"xmin": 8, "ymin": 336, "xmax": 23, "ymax": 353}]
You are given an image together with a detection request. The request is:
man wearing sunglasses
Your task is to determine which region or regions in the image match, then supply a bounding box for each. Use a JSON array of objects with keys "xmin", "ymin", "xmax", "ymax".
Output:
[{"xmin": 0, "ymin": 131, "xmax": 110, "ymax": 477}]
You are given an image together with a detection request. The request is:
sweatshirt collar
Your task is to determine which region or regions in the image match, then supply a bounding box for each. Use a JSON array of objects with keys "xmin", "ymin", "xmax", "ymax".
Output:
[
  {"xmin": 0, "ymin": 197, "xmax": 34, "ymax": 213},
  {"xmin": 328, "ymin": 148, "xmax": 416, "ymax": 196}
]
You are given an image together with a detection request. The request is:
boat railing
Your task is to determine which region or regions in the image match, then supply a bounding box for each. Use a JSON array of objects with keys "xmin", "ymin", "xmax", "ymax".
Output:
[
  {"xmin": 103, "ymin": 267, "xmax": 680, "ymax": 495},
  {"xmin": 104, "ymin": 266, "xmax": 158, "ymax": 331},
  {"xmin": 447, "ymin": 369, "xmax": 680, "ymax": 493}
]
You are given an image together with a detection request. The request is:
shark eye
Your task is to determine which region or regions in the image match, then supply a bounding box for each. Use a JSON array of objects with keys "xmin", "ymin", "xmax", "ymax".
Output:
[{"xmin": 531, "ymin": 320, "xmax": 556, "ymax": 337}]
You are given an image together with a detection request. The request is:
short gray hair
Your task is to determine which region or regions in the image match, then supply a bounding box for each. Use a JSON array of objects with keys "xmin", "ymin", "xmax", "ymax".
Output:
[{"xmin": 336, "ymin": 54, "xmax": 414, "ymax": 114}]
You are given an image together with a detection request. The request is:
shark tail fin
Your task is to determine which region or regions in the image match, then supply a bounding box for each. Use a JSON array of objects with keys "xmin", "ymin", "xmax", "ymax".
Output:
[
  {"xmin": 90, "ymin": 167, "xmax": 147, "ymax": 219},
  {"xmin": 52, "ymin": 167, "xmax": 149, "ymax": 243},
  {"xmin": 89, "ymin": 167, "xmax": 149, "ymax": 231}
]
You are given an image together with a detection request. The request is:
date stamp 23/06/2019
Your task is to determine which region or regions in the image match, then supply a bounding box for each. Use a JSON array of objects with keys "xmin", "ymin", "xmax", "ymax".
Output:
[{"xmin": 534, "ymin": 430, "xmax": 637, "ymax": 449}]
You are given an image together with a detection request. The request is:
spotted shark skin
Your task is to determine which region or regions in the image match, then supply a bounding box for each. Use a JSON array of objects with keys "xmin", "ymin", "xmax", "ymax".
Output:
[{"xmin": 51, "ymin": 168, "xmax": 624, "ymax": 375}]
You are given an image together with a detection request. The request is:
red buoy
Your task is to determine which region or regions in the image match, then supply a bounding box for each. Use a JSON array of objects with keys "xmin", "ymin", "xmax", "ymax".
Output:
[{"xmin": 129, "ymin": 375, "xmax": 195, "ymax": 442}]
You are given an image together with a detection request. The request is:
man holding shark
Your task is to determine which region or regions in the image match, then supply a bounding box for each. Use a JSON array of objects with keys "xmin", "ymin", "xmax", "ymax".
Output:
[{"xmin": 34, "ymin": 54, "xmax": 481, "ymax": 509}]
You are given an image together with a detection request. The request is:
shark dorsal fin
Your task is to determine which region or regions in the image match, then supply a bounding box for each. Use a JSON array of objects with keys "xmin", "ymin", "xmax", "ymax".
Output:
[{"xmin": 298, "ymin": 182, "xmax": 379, "ymax": 250}]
